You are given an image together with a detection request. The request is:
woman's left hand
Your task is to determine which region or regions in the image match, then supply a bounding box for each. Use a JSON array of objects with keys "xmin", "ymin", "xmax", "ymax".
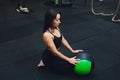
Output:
[{"xmin": 72, "ymin": 49, "xmax": 84, "ymax": 54}]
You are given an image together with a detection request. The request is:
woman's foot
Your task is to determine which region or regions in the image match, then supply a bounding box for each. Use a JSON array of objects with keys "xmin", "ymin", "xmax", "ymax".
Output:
[{"xmin": 37, "ymin": 60, "xmax": 45, "ymax": 67}]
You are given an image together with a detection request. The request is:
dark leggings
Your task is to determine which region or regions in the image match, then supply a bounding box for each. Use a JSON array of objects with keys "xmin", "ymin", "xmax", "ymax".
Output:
[{"xmin": 42, "ymin": 49, "xmax": 74, "ymax": 73}]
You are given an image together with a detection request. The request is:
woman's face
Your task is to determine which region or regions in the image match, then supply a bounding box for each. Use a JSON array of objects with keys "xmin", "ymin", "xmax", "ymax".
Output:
[{"xmin": 52, "ymin": 13, "xmax": 61, "ymax": 28}]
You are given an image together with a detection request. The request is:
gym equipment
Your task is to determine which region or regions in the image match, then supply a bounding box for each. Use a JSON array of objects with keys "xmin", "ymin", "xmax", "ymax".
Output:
[
  {"xmin": 91, "ymin": 0, "xmax": 113, "ymax": 16},
  {"xmin": 74, "ymin": 52, "xmax": 94, "ymax": 76},
  {"xmin": 90, "ymin": 0, "xmax": 120, "ymax": 22},
  {"xmin": 49, "ymin": 0, "xmax": 72, "ymax": 6},
  {"xmin": 112, "ymin": 0, "xmax": 120, "ymax": 22}
]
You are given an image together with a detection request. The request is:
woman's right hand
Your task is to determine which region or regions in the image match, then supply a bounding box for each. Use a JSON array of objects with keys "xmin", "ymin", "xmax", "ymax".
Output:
[{"xmin": 68, "ymin": 56, "xmax": 80, "ymax": 65}]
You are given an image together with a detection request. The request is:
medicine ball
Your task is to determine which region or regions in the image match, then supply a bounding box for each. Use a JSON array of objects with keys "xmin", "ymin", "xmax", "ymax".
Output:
[{"xmin": 74, "ymin": 52, "xmax": 94, "ymax": 76}]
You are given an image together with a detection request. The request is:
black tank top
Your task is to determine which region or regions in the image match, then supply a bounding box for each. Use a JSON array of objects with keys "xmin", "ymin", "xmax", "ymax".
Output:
[{"xmin": 48, "ymin": 29, "xmax": 62, "ymax": 49}]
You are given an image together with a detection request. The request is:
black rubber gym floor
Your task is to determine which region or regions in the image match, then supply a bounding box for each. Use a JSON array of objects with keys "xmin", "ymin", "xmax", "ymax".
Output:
[{"xmin": 0, "ymin": 0, "xmax": 120, "ymax": 80}]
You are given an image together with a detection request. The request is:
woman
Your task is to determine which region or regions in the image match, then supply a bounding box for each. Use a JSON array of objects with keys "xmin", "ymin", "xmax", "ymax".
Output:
[{"xmin": 38, "ymin": 8, "xmax": 84, "ymax": 73}]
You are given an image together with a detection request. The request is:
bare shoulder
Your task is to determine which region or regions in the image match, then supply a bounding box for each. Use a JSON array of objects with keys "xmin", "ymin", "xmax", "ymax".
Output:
[
  {"xmin": 43, "ymin": 31, "xmax": 53, "ymax": 38},
  {"xmin": 43, "ymin": 32, "xmax": 54, "ymax": 43}
]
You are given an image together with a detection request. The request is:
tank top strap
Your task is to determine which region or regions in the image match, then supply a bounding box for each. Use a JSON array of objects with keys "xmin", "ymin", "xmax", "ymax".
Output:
[
  {"xmin": 48, "ymin": 30, "xmax": 54, "ymax": 36},
  {"xmin": 48, "ymin": 28, "xmax": 62, "ymax": 37},
  {"xmin": 56, "ymin": 28, "xmax": 62, "ymax": 36}
]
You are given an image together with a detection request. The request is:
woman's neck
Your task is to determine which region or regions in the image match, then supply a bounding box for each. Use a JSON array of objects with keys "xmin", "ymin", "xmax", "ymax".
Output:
[{"xmin": 49, "ymin": 27, "xmax": 57, "ymax": 33}]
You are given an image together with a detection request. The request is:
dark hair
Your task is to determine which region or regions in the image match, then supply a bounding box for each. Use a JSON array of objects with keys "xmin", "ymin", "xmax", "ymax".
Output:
[{"xmin": 43, "ymin": 8, "xmax": 60, "ymax": 32}]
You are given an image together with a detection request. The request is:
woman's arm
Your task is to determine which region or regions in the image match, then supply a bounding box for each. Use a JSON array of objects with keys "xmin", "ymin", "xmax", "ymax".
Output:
[
  {"xmin": 62, "ymin": 36, "xmax": 84, "ymax": 54},
  {"xmin": 43, "ymin": 32, "xmax": 79, "ymax": 65}
]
